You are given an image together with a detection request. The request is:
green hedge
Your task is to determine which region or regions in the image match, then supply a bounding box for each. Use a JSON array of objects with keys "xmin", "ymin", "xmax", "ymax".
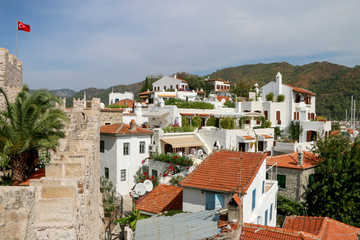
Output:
[{"xmin": 165, "ymin": 99, "xmax": 214, "ymax": 109}]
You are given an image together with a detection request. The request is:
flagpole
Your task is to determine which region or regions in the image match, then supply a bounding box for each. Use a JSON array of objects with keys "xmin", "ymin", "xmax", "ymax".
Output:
[{"xmin": 16, "ymin": 21, "xmax": 18, "ymax": 57}]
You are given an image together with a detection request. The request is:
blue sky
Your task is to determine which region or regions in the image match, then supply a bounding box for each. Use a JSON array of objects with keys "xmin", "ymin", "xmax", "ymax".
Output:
[{"xmin": 1, "ymin": 0, "xmax": 360, "ymax": 91}]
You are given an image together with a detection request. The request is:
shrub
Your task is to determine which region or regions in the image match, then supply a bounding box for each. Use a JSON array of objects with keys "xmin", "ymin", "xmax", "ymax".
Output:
[
  {"xmin": 162, "ymin": 124, "xmax": 194, "ymax": 133},
  {"xmin": 274, "ymin": 127, "xmax": 283, "ymax": 139},
  {"xmin": 191, "ymin": 115, "xmax": 202, "ymax": 128},
  {"xmin": 106, "ymin": 104, "xmax": 128, "ymax": 108},
  {"xmin": 100, "ymin": 176, "xmax": 117, "ymax": 217},
  {"xmin": 182, "ymin": 116, "xmax": 190, "ymax": 127},
  {"xmin": 206, "ymin": 116, "xmax": 217, "ymax": 127},
  {"xmin": 169, "ymin": 175, "xmax": 185, "ymax": 186},
  {"xmin": 266, "ymin": 92, "xmax": 274, "ymax": 101},
  {"xmin": 224, "ymin": 102, "xmax": 235, "ymax": 108},
  {"xmin": 220, "ymin": 117, "xmax": 234, "ymax": 129},
  {"xmin": 277, "ymin": 94, "xmax": 285, "ymax": 102},
  {"xmin": 153, "ymin": 153, "xmax": 193, "ymax": 167},
  {"xmin": 165, "ymin": 99, "xmax": 214, "ymax": 109},
  {"xmin": 289, "ymin": 121, "xmax": 303, "ymax": 141}
]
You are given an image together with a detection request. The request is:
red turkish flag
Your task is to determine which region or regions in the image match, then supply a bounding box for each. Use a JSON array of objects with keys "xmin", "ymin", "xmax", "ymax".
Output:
[{"xmin": 18, "ymin": 21, "xmax": 30, "ymax": 32}]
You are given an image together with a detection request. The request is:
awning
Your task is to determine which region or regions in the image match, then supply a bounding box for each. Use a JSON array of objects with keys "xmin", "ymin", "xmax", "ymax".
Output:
[
  {"xmin": 257, "ymin": 134, "xmax": 274, "ymax": 141},
  {"xmin": 238, "ymin": 135, "xmax": 256, "ymax": 142},
  {"xmin": 161, "ymin": 136, "xmax": 204, "ymax": 148},
  {"xmin": 142, "ymin": 111, "xmax": 169, "ymax": 117}
]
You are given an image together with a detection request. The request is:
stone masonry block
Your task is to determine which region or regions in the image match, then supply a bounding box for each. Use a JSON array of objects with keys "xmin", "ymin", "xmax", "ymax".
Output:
[
  {"xmin": 36, "ymin": 198, "xmax": 74, "ymax": 225},
  {"xmin": 45, "ymin": 163, "xmax": 63, "ymax": 178},
  {"xmin": 64, "ymin": 163, "xmax": 83, "ymax": 179},
  {"xmin": 41, "ymin": 186, "xmax": 76, "ymax": 199}
]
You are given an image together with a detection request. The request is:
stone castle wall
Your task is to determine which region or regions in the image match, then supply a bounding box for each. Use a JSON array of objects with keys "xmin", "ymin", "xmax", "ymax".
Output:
[{"xmin": 0, "ymin": 48, "xmax": 22, "ymax": 108}]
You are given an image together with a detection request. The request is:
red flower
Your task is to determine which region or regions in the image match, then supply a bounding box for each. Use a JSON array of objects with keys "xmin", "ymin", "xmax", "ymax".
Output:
[
  {"xmin": 174, "ymin": 156, "xmax": 178, "ymax": 160},
  {"xmin": 164, "ymin": 173, "xmax": 168, "ymax": 177},
  {"xmin": 185, "ymin": 161, "xmax": 188, "ymax": 164},
  {"xmin": 141, "ymin": 180, "xmax": 144, "ymax": 183},
  {"xmin": 151, "ymin": 176, "xmax": 154, "ymax": 179},
  {"xmin": 169, "ymin": 162, "xmax": 172, "ymax": 164},
  {"xmin": 143, "ymin": 172, "xmax": 147, "ymax": 175},
  {"xmin": 186, "ymin": 167, "xmax": 189, "ymax": 169},
  {"xmin": 176, "ymin": 163, "xmax": 179, "ymax": 166}
]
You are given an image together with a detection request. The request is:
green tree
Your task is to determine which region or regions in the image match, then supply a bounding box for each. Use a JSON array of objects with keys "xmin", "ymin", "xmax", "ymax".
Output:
[
  {"xmin": 288, "ymin": 121, "xmax": 302, "ymax": 141},
  {"xmin": 231, "ymin": 82, "xmax": 252, "ymax": 97},
  {"xmin": 100, "ymin": 176, "xmax": 117, "ymax": 217},
  {"xmin": 139, "ymin": 74, "xmax": 162, "ymax": 93},
  {"xmin": 306, "ymin": 135, "xmax": 360, "ymax": 227},
  {"xmin": 266, "ymin": 92, "xmax": 274, "ymax": 101},
  {"xmin": 182, "ymin": 116, "xmax": 190, "ymax": 127},
  {"xmin": 191, "ymin": 115, "xmax": 202, "ymax": 128},
  {"xmin": 220, "ymin": 117, "xmax": 234, "ymax": 129},
  {"xmin": 206, "ymin": 116, "xmax": 217, "ymax": 127},
  {"xmin": 277, "ymin": 195, "xmax": 307, "ymax": 216},
  {"xmin": 0, "ymin": 85, "xmax": 67, "ymax": 183}
]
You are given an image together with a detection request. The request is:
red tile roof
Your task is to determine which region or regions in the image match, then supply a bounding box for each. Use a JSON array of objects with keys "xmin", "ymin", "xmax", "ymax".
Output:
[
  {"xmin": 19, "ymin": 168, "xmax": 45, "ymax": 186},
  {"xmin": 136, "ymin": 185, "xmax": 183, "ymax": 214},
  {"xmin": 242, "ymin": 135, "xmax": 256, "ymax": 140},
  {"xmin": 100, "ymin": 123, "xmax": 153, "ymax": 135},
  {"xmin": 217, "ymin": 96, "xmax": 231, "ymax": 102},
  {"xmin": 206, "ymin": 78, "xmax": 230, "ymax": 84},
  {"xmin": 262, "ymin": 134, "xmax": 273, "ymax": 139},
  {"xmin": 283, "ymin": 216, "xmax": 360, "ymax": 240},
  {"xmin": 139, "ymin": 91, "xmax": 154, "ymax": 95},
  {"xmin": 180, "ymin": 113, "xmax": 195, "ymax": 116},
  {"xmin": 283, "ymin": 84, "xmax": 316, "ymax": 96},
  {"xmin": 114, "ymin": 99, "xmax": 134, "ymax": 107},
  {"xmin": 267, "ymin": 151, "xmax": 320, "ymax": 170},
  {"xmin": 179, "ymin": 150, "xmax": 267, "ymax": 194},
  {"xmin": 241, "ymin": 223, "xmax": 305, "ymax": 240}
]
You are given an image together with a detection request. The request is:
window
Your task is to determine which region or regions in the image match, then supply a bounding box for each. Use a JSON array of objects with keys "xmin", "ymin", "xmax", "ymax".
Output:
[
  {"xmin": 123, "ymin": 142, "xmax": 129, "ymax": 155},
  {"xmin": 265, "ymin": 209, "xmax": 268, "ymax": 226},
  {"xmin": 277, "ymin": 174, "xmax": 286, "ymax": 189},
  {"xmin": 252, "ymin": 188, "xmax": 256, "ymax": 211},
  {"xmin": 176, "ymin": 85, "xmax": 178, "ymax": 89},
  {"xmin": 152, "ymin": 169, "xmax": 158, "ymax": 177},
  {"xmin": 264, "ymin": 111, "xmax": 268, "ymax": 120},
  {"xmin": 121, "ymin": 169, "xmax": 126, "ymax": 181},
  {"xmin": 100, "ymin": 140, "xmax": 105, "ymax": 153},
  {"xmin": 170, "ymin": 85, "xmax": 173, "ymax": 90},
  {"xmin": 276, "ymin": 111, "xmax": 281, "ymax": 125},
  {"xmin": 262, "ymin": 180, "xmax": 265, "ymax": 194},
  {"xmin": 105, "ymin": 167, "xmax": 109, "ymax": 179},
  {"xmin": 258, "ymin": 141, "xmax": 264, "ymax": 152},
  {"xmin": 270, "ymin": 203, "xmax": 273, "ymax": 221},
  {"xmin": 139, "ymin": 141, "xmax": 145, "ymax": 154}
]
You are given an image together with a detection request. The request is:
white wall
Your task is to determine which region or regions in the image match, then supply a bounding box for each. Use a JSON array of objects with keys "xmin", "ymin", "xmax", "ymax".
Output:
[
  {"xmin": 242, "ymin": 160, "xmax": 277, "ymax": 227},
  {"xmin": 152, "ymin": 76, "xmax": 188, "ymax": 91},
  {"xmin": 100, "ymin": 133, "xmax": 152, "ymax": 196},
  {"xmin": 100, "ymin": 135, "xmax": 118, "ymax": 187},
  {"xmin": 109, "ymin": 92, "xmax": 134, "ymax": 105}
]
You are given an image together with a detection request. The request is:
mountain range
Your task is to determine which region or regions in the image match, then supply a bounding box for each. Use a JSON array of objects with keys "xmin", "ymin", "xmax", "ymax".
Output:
[{"xmin": 51, "ymin": 62, "xmax": 360, "ymax": 120}]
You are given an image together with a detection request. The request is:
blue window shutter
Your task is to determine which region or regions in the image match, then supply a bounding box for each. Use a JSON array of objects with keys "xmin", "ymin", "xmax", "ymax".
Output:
[
  {"xmin": 262, "ymin": 180, "xmax": 265, "ymax": 194},
  {"xmin": 270, "ymin": 203, "xmax": 273, "ymax": 221},
  {"xmin": 206, "ymin": 192, "xmax": 215, "ymax": 210},
  {"xmin": 265, "ymin": 209, "xmax": 268, "ymax": 226},
  {"xmin": 252, "ymin": 188, "xmax": 256, "ymax": 211}
]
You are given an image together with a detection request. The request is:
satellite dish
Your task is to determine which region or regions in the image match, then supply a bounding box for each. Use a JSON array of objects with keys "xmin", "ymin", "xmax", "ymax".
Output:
[
  {"xmin": 144, "ymin": 180, "xmax": 154, "ymax": 192},
  {"xmin": 130, "ymin": 190, "xmax": 139, "ymax": 198},
  {"xmin": 134, "ymin": 183, "xmax": 147, "ymax": 196}
]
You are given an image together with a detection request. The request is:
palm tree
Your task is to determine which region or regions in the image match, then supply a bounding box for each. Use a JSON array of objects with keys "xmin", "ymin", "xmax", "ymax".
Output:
[{"xmin": 0, "ymin": 85, "xmax": 67, "ymax": 183}]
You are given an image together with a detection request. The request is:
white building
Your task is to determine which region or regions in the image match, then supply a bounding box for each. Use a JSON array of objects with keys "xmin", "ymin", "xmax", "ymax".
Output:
[
  {"xmin": 100, "ymin": 120, "xmax": 153, "ymax": 196},
  {"xmin": 179, "ymin": 150, "xmax": 278, "ymax": 227},
  {"xmin": 205, "ymin": 78, "xmax": 231, "ymax": 97},
  {"xmin": 152, "ymin": 75, "xmax": 189, "ymax": 92},
  {"xmin": 109, "ymin": 91, "xmax": 134, "ymax": 105}
]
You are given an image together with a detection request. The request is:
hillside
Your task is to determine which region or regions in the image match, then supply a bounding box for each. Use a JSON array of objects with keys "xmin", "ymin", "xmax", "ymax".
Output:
[
  {"xmin": 53, "ymin": 61, "xmax": 360, "ymax": 120},
  {"xmin": 63, "ymin": 82, "xmax": 141, "ymax": 107},
  {"xmin": 209, "ymin": 62, "xmax": 360, "ymax": 120}
]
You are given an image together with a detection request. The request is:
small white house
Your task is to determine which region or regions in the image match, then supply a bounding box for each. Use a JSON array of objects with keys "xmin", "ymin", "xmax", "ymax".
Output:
[
  {"xmin": 152, "ymin": 75, "xmax": 189, "ymax": 92},
  {"xmin": 109, "ymin": 91, "xmax": 134, "ymax": 105},
  {"xmin": 180, "ymin": 150, "xmax": 278, "ymax": 227},
  {"xmin": 100, "ymin": 120, "xmax": 153, "ymax": 196}
]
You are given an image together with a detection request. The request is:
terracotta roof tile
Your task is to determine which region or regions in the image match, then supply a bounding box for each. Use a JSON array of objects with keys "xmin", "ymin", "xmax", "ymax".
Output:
[
  {"xmin": 216, "ymin": 96, "xmax": 231, "ymax": 102},
  {"xmin": 241, "ymin": 223, "xmax": 304, "ymax": 240},
  {"xmin": 179, "ymin": 150, "xmax": 267, "ymax": 194},
  {"xmin": 262, "ymin": 134, "xmax": 273, "ymax": 139},
  {"xmin": 136, "ymin": 185, "xmax": 183, "ymax": 214},
  {"xmin": 267, "ymin": 151, "xmax": 320, "ymax": 170},
  {"xmin": 180, "ymin": 113, "xmax": 195, "ymax": 116},
  {"xmin": 283, "ymin": 216, "xmax": 360, "ymax": 240},
  {"xmin": 114, "ymin": 99, "xmax": 134, "ymax": 107},
  {"xmin": 158, "ymin": 94, "xmax": 176, "ymax": 97},
  {"xmin": 100, "ymin": 123, "xmax": 153, "ymax": 134},
  {"xmin": 283, "ymin": 84, "xmax": 316, "ymax": 96},
  {"xmin": 242, "ymin": 135, "xmax": 256, "ymax": 140},
  {"xmin": 197, "ymin": 113, "xmax": 210, "ymax": 116},
  {"xmin": 19, "ymin": 168, "xmax": 45, "ymax": 186},
  {"xmin": 101, "ymin": 108, "xmax": 124, "ymax": 112},
  {"xmin": 139, "ymin": 91, "xmax": 154, "ymax": 95}
]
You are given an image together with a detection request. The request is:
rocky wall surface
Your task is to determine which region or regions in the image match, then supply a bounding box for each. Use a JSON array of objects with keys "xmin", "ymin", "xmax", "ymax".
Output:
[
  {"xmin": 100, "ymin": 110, "xmax": 123, "ymax": 126},
  {"xmin": 0, "ymin": 187, "xmax": 37, "ymax": 240}
]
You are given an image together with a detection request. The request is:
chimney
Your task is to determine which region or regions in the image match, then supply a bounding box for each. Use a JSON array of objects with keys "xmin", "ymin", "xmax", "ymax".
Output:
[
  {"xmin": 130, "ymin": 119, "xmax": 137, "ymax": 131},
  {"xmin": 297, "ymin": 146, "xmax": 304, "ymax": 166},
  {"xmin": 276, "ymin": 72, "xmax": 282, "ymax": 95},
  {"xmin": 174, "ymin": 73, "xmax": 177, "ymax": 79}
]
